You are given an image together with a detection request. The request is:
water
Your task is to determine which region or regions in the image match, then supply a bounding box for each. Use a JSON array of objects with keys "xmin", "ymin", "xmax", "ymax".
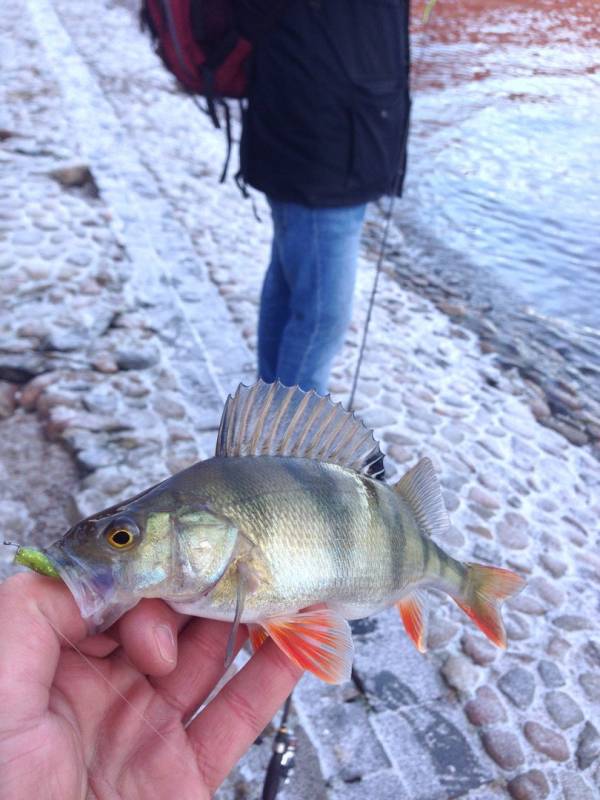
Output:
[{"xmin": 393, "ymin": 0, "xmax": 600, "ymax": 423}]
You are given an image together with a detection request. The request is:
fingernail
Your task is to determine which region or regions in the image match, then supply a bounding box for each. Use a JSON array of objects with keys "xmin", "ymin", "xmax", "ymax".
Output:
[{"xmin": 154, "ymin": 624, "xmax": 176, "ymax": 664}]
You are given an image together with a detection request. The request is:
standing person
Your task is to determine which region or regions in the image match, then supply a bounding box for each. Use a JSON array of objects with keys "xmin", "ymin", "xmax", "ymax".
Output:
[{"xmin": 235, "ymin": 0, "xmax": 411, "ymax": 396}]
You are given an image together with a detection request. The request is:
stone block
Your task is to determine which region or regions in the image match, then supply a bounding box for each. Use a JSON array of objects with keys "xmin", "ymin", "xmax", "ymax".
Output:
[
  {"xmin": 524, "ymin": 721, "xmax": 569, "ymax": 762},
  {"xmin": 537, "ymin": 660, "xmax": 565, "ymax": 688},
  {"xmin": 371, "ymin": 698, "xmax": 491, "ymax": 799},
  {"xmin": 507, "ymin": 769, "xmax": 550, "ymax": 800},
  {"xmin": 465, "ymin": 686, "xmax": 508, "ymax": 727},
  {"xmin": 561, "ymin": 771, "xmax": 597, "ymax": 800},
  {"xmin": 480, "ymin": 728, "xmax": 525, "ymax": 770},
  {"xmin": 352, "ymin": 607, "xmax": 446, "ymax": 711},
  {"xmin": 544, "ymin": 691, "xmax": 584, "ymax": 730},
  {"xmin": 327, "ymin": 769, "xmax": 409, "ymax": 800},
  {"xmin": 577, "ymin": 722, "xmax": 600, "ymax": 770},
  {"xmin": 498, "ymin": 666, "xmax": 535, "ymax": 709},
  {"xmin": 294, "ymin": 676, "xmax": 390, "ymax": 782}
]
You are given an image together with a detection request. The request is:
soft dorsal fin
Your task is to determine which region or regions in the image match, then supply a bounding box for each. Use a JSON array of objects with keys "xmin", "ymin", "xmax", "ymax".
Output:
[
  {"xmin": 215, "ymin": 380, "xmax": 385, "ymax": 479},
  {"xmin": 395, "ymin": 457, "xmax": 450, "ymax": 538}
]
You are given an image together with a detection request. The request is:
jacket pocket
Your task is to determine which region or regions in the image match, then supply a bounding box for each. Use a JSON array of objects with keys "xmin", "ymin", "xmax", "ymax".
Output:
[{"xmin": 347, "ymin": 77, "xmax": 409, "ymax": 193}]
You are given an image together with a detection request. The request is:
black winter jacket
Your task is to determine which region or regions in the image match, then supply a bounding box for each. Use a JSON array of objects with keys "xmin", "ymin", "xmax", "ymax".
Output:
[{"xmin": 236, "ymin": 0, "xmax": 411, "ymax": 207}]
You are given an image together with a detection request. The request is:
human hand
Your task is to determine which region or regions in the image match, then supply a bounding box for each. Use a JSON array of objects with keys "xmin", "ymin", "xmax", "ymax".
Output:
[{"xmin": 0, "ymin": 573, "xmax": 302, "ymax": 800}]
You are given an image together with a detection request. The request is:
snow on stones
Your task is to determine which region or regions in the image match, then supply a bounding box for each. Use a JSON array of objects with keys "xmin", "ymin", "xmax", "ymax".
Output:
[{"xmin": 2, "ymin": 0, "xmax": 599, "ymax": 796}]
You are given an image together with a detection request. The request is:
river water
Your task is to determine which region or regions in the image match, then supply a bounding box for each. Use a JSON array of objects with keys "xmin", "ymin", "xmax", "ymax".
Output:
[{"xmin": 392, "ymin": 0, "xmax": 600, "ymax": 439}]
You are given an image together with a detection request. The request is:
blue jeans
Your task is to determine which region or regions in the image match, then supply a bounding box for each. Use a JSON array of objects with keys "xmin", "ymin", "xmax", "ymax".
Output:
[{"xmin": 258, "ymin": 199, "xmax": 367, "ymax": 396}]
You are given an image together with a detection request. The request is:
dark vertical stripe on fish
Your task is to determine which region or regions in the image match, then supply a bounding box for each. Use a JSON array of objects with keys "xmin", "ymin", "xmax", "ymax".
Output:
[
  {"xmin": 280, "ymin": 459, "xmax": 360, "ymax": 590},
  {"xmin": 423, "ymin": 534, "xmax": 432, "ymax": 577},
  {"xmin": 438, "ymin": 546, "xmax": 448, "ymax": 580},
  {"xmin": 419, "ymin": 528, "xmax": 429, "ymax": 578},
  {"xmin": 371, "ymin": 479, "xmax": 403, "ymax": 592}
]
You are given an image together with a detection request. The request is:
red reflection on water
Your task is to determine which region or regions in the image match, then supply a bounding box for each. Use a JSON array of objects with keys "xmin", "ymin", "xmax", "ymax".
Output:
[{"xmin": 411, "ymin": 0, "xmax": 600, "ymax": 90}]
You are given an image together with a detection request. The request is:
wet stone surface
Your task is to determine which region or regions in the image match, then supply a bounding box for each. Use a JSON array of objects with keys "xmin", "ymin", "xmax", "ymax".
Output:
[
  {"xmin": 560, "ymin": 772, "xmax": 597, "ymax": 800},
  {"xmin": 507, "ymin": 769, "xmax": 551, "ymax": 800},
  {"xmin": 480, "ymin": 729, "xmax": 525, "ymax": 771},
  {"xmin": 543, "ymin": 691, "xmax": 584, "ymax": 730},
  {"xmin": 576, "ymin": 722, "xmax": 600, "ymax": 771},
  {"xmin": 462, "ymin": 633, "xmax": 498, "ymax": 667},
  {"xmin": 537, "ymin": 661, "xmax": 565, "ymax": 689},
  {"xmin": 465, "ymin": 686, "xmax": 508, "ymax": 727},
  {"xmin": 441, "ymin": 654, "xmax": 481, "ymax": 694},
  {"xmin": 552, "ymin": 615, "xmax": 591, "ymax": 632},
  {"xmin": 498, "ymin": 668, "xmax": 536, "ymax": 710},
  {"xmin": 373, "ymin": 702, "xmax": 492, "ymax": 799},
  {"xmin": 523, "ymin": 722, "xmax": 570, "ymax": 762}
]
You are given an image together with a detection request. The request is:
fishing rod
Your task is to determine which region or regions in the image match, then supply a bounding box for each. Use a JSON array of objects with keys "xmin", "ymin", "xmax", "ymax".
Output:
[{"xmin": 261, "ymin": 695, "xmax": 296, "ymax": 800}]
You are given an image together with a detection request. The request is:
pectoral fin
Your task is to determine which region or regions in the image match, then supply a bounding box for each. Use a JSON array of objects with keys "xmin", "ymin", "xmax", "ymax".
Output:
[
  {"xmin": 397, "ymin": 591, "xmax": 428, "ymax": 653},
  {"xmin": 258, "ymin": 608, "xmax": 353, "ymax": 684},
  {"xmin": 224, "ymin": 561, "xmax": 261, "ymax": 669}
]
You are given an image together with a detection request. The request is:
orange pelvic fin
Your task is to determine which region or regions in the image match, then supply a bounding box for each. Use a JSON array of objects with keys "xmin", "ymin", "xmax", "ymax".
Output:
[
  {"xmin": 259, "ymin": 608, "xmax": 353, "ymax": 684},
  {"xmin": 397, "ymin": 591, "xmax": 428, "ymax": 653},
  {"xmin": 248, "ymin": 624, "xmax": 269, "ymax": 652},
  {"xmin": 454, "ymin": 563, "xmax": 525, "ymax": 648}
]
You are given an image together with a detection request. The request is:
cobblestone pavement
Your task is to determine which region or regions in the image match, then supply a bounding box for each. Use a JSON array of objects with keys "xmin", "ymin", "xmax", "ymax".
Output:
[{"xmin": 1, "ymin": 2, "xmax": 599, "ymax": 798}]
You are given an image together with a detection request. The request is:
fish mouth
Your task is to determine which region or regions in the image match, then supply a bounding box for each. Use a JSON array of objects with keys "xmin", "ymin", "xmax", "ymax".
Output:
[{"xmin": 43, "ymin": 543, "xmax": 131, "ymax": 633}]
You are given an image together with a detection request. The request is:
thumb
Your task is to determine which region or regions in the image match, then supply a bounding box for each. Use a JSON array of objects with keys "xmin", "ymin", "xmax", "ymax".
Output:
[{"xmin": 0, "ymin": 572, "xmax": 88, "ymax": 729}]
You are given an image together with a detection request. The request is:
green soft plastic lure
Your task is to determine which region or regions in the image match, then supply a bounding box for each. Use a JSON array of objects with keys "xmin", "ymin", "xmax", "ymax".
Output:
[{"xmin": 14, "ymin": 546, "xmax": 61, "ymax": 579}]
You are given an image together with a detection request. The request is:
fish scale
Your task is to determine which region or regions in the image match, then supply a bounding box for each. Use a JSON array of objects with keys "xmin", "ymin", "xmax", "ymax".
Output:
[{"xmin": 200, "ymin": 457, "xmax": 391, "ymax": 615}]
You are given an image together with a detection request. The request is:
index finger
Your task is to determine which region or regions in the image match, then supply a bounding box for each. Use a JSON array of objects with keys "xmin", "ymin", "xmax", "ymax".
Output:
[
  {"xmin": 187, "ymin": 639, "xmax": 303, "ymax": 793},
  {"xmin": 0, "ymin": 572, "xmax": 89, "ymax": 728}
]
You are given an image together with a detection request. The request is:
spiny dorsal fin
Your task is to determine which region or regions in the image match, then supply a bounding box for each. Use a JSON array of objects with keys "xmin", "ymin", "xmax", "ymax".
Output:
[
  {"xmin": 215, "ymin": 380, "xmax": 385, "ymax": 479},
  {"xmin": 395, "ymin": 457, "xmax": 449, "ymax": 537}
]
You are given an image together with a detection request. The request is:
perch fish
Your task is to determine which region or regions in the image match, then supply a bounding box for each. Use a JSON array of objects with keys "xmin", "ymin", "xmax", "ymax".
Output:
[{"xmin": 19, "ymin": 381, "xmax": 524, "ymax": 683}]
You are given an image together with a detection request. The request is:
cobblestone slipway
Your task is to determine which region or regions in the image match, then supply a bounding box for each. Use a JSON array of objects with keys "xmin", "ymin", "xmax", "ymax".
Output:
[{"xmin": 1, "ymin": 1, "xmax": 599, "ymax": 798}]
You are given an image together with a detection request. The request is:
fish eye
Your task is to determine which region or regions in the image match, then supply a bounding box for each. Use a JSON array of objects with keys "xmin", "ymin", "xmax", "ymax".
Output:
[
  {"xmin": 106, "ymin": 519, "xmax": 138, "ymax": 550},
  {"xmin": 107, "ymin": 529, "xmax": 133, "ymax": 548}
]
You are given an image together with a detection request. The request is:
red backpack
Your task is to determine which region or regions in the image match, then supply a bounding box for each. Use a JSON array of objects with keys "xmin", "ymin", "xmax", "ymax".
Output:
[
  {"xmin": 141, "ymin": 0, "xmax": 252, "ymax": 182},
  {"xmin": 141, "ymin": 0, "xmax": 251, "ymax": 104}
]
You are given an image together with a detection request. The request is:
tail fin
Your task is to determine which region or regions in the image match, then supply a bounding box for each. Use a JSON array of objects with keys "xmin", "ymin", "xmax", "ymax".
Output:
[{"xmin": 454, "ymin": 563, "xmax": 525, "ymax": 648}]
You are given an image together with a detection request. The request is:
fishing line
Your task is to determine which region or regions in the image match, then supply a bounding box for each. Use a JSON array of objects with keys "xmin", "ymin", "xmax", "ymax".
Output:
[
  {"xmin": 348, "ymin": 177, "xmax": 401, "ymax": 412},
  {"xmin": 348, "ymin": 0, "xmax": 435, "ymax": 412},
  {"xmin": 45, "ymin": 617, "xmax": 197, "ymax": 775}
]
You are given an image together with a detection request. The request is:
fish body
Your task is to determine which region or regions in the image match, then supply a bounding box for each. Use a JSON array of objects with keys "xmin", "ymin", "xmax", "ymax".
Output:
[
  {"xmin": 159, "ymin": 455, "xmax": 457, "ymax": 623},
  {"xmin": 36, "ymin": 381, "xmax": 524, "ymax": 683}
]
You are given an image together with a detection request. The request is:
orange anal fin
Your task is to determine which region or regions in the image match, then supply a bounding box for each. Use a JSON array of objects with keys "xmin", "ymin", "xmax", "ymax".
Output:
[
  {"xmin": 397, "ymin": 592, "xmax": 428, "ymax": 653},
  {"xmin": 261, "ymin": 608, "xmax": 353, "ymax": 684},
  {"xmin": 248, "ymin": 623, "xmax": 269, "ymax": 652}
]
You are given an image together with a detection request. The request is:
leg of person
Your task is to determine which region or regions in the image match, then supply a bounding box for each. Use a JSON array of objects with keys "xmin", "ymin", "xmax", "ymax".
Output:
[
  {"xmin": 275, "ymin": 202, "xmax": 367, "ymax": 395},
  {"xmin": 257, "ymin": 201, "xmax": 292, "ymax": 383}
]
